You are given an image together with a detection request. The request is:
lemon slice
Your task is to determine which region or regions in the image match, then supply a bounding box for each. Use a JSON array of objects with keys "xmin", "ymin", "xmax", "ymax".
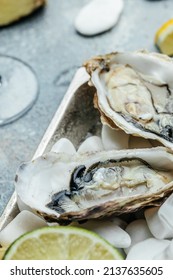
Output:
[
  {"xmin": 3, "ymin": 226, "xmax": 124, "ymax": 260},
  {"xmin": 155, "ymin": 19, "xmax": 173, "ymax": 56},
  {"xmin": 0, "ymin": 0, "xmax": 46, "ymax": 26}
]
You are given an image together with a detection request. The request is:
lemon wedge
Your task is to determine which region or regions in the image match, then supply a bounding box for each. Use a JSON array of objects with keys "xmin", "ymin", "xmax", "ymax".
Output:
[
  {"xmin": 3, "ymin": 226, "xmax": 124, "ymax": 260},
  {"xmin": 0, "ymin": 0, "xmax": 46, "ymax": 26},
  {"xmin": 155, "ymin": 19, "xmax": 173, "ymax": 56}
]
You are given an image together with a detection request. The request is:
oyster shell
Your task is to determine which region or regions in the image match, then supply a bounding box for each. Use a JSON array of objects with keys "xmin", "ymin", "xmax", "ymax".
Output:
[
  {"xmin": 84, "ymin": 50, "xmax": 173, "ymax": 150},
  {"xmin": 15, "ymin": 147, "xmax": 173, "ymax": 223}
]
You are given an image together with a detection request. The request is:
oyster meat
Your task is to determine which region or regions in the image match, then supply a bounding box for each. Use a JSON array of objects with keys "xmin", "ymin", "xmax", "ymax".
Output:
[
  {"xmin": 15, "ymin": 147, "xmax": 173, "ymax": 223},
  {"xmin": 84, "ymin": 51, "xmax": 173, "ymax": 149}
]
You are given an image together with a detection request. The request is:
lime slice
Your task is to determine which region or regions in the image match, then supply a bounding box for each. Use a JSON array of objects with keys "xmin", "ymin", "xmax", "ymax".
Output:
[
  {"xmin": 3, "ymin": 226, "xmax": 124, "ymax": 260},
  {"xmin": 0, "ymin": 247, "xmax": 7, "ymax": 260},
  {"xmin": 155, "ymin": 19, "xmax": 173, "ymax": 56}
]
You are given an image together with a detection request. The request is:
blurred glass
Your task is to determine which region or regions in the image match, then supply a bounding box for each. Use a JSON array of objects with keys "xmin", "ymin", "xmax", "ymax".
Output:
[{"xmin": 0, "ymin": 55, "xmax": 38, "ymax": 126}]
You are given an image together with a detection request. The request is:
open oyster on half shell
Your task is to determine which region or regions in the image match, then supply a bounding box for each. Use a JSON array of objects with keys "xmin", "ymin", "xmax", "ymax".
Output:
[
  {"xmin": 15, "ymin": 147, "xmax": 173, "ymax": 224},
  {"xmin": 84, "ymin": 50, "xmax": 173, "ymax": 150}
]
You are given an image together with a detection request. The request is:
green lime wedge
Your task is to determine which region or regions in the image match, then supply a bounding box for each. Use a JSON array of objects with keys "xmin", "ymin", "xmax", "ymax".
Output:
[{"xmin": 3, "ymin": 226, "xmax": 124, "ymax": 260}]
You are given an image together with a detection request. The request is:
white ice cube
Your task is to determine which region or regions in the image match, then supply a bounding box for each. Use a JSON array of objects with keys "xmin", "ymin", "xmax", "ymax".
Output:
[
  {"xmin": 75, "ymin": 0, "xmax": 124, "ymax": 36},
  {"xmin": 124, "ymin": 219, "xmax": 153, "ymax": 254},
  {"xmin": 101, "ymin": 125, "xmax": 129, "ymax": 151},
  {"xmin": 145, "ymin": 194, "xmax": 173, "ymax": 239},
  {"xmin": 0, "ymin": 210, "xmax": 47, "ymax": 247},
  {"xmin": 78, "ymin": 136, "xmax": 104, "ymax": 154},
  {"xmin": 51, "ymin": 138, "xmax": 76, "ymax": 154},
  {"xmin": 126, "ymin": 238, "xmax": 170, "ymax": 260}
]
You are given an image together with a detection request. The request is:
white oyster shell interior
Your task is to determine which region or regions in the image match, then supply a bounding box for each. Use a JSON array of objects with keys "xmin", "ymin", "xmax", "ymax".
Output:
[
  {"xmin": 85, "ymin": 51, "xmax": 173, "ymax": 150},
  {"xmin": 15, "ymin": 147, "xmax": 173, "ymax": 222}
]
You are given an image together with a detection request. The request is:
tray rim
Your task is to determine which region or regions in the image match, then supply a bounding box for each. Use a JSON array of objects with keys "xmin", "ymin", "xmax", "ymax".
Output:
[{"xmin": 0, "ymin": 67, "xmax": 90, "ymax": 231}]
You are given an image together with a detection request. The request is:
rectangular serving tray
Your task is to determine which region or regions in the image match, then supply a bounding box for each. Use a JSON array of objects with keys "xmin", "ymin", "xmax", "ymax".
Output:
[{"xmin": 0, "ymin": 67, "xmax": 102, "ymax": 232}]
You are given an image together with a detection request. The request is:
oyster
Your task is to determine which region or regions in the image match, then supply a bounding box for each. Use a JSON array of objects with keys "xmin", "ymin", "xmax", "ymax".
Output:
[
  {"xmin": 15, "ymin": 147, "xmax": 173, "ymax": 223},
  {"xmin": 84, "ymin": 50, "xmax": 173, "ymax": 150}
]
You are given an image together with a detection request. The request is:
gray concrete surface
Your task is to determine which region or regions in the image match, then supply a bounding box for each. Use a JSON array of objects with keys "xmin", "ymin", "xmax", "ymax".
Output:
[{"xmin": 0, "ymin": 0, "xmax": 173, "ymax": 215}]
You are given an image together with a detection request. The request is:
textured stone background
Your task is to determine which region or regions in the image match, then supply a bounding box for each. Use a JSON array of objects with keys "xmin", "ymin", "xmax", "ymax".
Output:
[{"xmin": 0, "ymin": 0, "xmax": 173, "ymax": 215}]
